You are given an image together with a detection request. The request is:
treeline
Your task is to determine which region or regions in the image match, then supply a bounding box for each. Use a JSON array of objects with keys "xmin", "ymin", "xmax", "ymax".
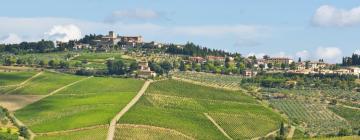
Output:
[
  {"xmin": 0, "ymin": 40, "xmax": 55, "ymax": 54},
  {"xmin": 165, "ymin": 42, "xmax": 232, "ymax": 57},
  {"xmin": 242, "ymin": 73, "xmax": 358, "ymax": 89},
  {"xmin": 342, "ymin": 53, "xmax": 360, "ymax": 66}
]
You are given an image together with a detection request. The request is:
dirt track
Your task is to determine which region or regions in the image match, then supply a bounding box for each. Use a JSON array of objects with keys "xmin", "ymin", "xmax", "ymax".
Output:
[{"xmin": 106, "ymin": 80, "xmax": 151, "ymax": 140}]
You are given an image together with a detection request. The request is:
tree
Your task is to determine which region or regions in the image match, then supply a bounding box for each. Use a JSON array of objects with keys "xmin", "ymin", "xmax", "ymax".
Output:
[
  {"xmin": 4, "ymin": 56, "xmax": 16, "ymax": 66},
  {"xmin": 268, "ymin": 63, "xmax": 273, "ymax": 69},
  {"xmin": 59, "ymin": 61, "xmax": 69, "ymax": 69},
  {"xmin": 19, "ymin": 126, "xmax": 29, "ymax": 138},
  {"xmin": 39, "ymin": 60, "xmax": 47, "ymax": 67},
  {"xmin": 107, "ymin": 60, "xmax": 126, "ymax": 75},
  {"xmin": 289, "ymin": 62, "xmax": 296, "ymax": 70},
  {"xmin": 338, "ymin": 128, "xmax": 351, "ymax": 136},
  {"xmin": 279, "ymin": 122, "xmax": 285, "ymax": 136},
  {"xmin": 179, "ymin": 61, "xmax": 186, "ymax": 71},
  {"xmin": 160, "ymin": 61, "xmax": 172, "ymax": 75},
  {"xmin": 281, "ymin": 63, "xmax": 286, "ymax": 70},
  {"xmin": 129, "ymin": 62, "xmax": 139, "ymax": 73},
  {"xmin": 259, "ymin": 64, "xmax": 265, "ymax": 71},
  {"xmin": 298, "ymin": 57, "xmax": 302, "ymax": 62},
  {"xmin": 48, "ymin": 60, "xmax": 59, "ymax": 68}
]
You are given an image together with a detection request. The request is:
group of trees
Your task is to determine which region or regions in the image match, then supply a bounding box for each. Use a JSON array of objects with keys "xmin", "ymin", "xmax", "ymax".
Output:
[
  {"xmin": 2, "ymin": 55, "xmax": 70, "ymax": 69},
  {"xmin": 106, "ymin": 60, "xmax": 138, "ymax": 75},
  {"xmin": 342, "ymin": 53, "xmax": 360, "ymax": 66},
  {"xmin": 242, "ymin": 73, "xmax": 358, "ymax": 89},
  {"xmin": 0, "ymin": 40, "xmax": 55, "ymax": 54},
  {"xmin": 165, "ymin": 42, "xmax": 233, "ymax": 57}
]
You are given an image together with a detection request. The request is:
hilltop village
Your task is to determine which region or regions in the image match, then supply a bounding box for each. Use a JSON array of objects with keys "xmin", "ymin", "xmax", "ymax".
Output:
[{"xmin": 51, "ymin": 31, "xmax": 360, "ymax": 78}]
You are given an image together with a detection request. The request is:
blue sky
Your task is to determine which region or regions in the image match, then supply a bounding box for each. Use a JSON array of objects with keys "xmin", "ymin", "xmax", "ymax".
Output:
[{"xmin": 1, "ymin": 0, "xmax": 360, "ymax": 63}]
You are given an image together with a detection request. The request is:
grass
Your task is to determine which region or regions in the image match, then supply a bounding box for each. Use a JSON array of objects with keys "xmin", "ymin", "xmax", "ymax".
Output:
[
  {"xmin": 115, "ymin": 124, "xmax": 191, "ymax": 140},
  {"xmin": 8, "ymin": 71, "xmax": 84, "ymax": 95},
  {"xmin": 118, "ymin": 80, "xmax": 283, "ymax": 140},
  {"xmin": 15, "ymin": 77, "xmax": 144, "ymax": 133},
  {"xmin": 35, "ymin": 126, "xmax": 108, "ymax": 140},
  {"xmin": 0, "ymin": 71, "xmax": 36, "ymax": 86},
  {"xmin": 329, "ymin": 105, "xmax": 360, "ymax": 130}
]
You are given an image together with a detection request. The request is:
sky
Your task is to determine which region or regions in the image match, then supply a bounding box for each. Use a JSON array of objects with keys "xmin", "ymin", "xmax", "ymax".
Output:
[{"xmin": 1, "ymin": 0, "xmax": 360, "ymax": 63}]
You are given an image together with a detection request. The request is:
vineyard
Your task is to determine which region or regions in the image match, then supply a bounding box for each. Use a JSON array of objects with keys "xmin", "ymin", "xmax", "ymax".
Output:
[
  {"xmin": 35, "ymin": 126, "xmax": 108, "ymax": 140},
  {"xmin": 328, "ymin": 105, "xmax": 360, "ymax": 130},
  {"xmin": 172, "ymin": 71, "xmax": 242, "ymax": 90},
  {"xmin": 270, "ymin": 99, "xmax": 349, "ymax": 136},
  {"xmin": 118, "ymin": 80, "xmax": 282, "ymax": 140},
  {"xmin": 114, "ymin": 124, "xmax": 191, "ymax": 140},
  {"xmin": 0, "ymin": 71, "xmax": 36, "ymax": 86},
  {"xmin": 15, "ymin": 77, "xmax": 144, "ymax": 134},
  {"xmin": 7, "ymin": 71, "xmax": 84, "ymax": 95}
]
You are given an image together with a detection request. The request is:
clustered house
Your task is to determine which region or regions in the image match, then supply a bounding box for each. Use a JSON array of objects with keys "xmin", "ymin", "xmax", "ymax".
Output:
[{"xmin": 137, "ymin": 60, "xmax": 156, "ymax": 78}]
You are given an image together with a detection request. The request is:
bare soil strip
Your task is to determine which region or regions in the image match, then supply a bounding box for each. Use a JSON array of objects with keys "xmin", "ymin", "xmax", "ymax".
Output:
[
  {"xmin": 340, "ymin": 104, "xmax": 360, "ymax": 110},
  {"xmin": 0, "ymin": 95, "xmax": 44, "ymax": 111},
  {"xmin": 251, "ymin": 129, "xmax": 279, "ymax": 140},
  {"xmin": 4, "ymin": 71, "xmax": 44, "ymax": 94},
  {"xmin": 106, "ymin": 80, "xmax": 151, "ymax": 140},
  {"xmin": 287, "ymin": 125, "xmax": 295, "ymax": 139},
  {"xmin": 204, "ymin": 113, "xmax": 233, "ymax": 140},
  {"xmin": 35, "ymin": 125, "xmax": 108, "ymax": 136},
  {"xmin": 117, "ymin": 124, "xmax": 195, "ymax": 140}
]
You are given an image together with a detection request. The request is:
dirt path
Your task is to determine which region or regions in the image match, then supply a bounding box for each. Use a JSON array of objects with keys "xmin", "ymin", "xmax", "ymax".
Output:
[
  {"xmin": 4, "ymin": 71, "xmax": 43, "ymax": 94},
  {"xmin": 204, "ymin": 113, "xmax": 233, "ymax": 140},
  {"xmin": 106, "ymin": 80, "xmax": 151, "ymax": 140},
  {"xmin": 340, "ymin": 104, "xmax": 360, "ymax": 110},
  {"xmin": 36, "ymin": 125, "xmax": 107, "ymax": 136},
  {"xmin": 287, "ymin": 125, "xmax": 295, "ymax": 139},
  {"xmin": 42, "ymin": 76, "xmax": 93, "ymax": 98},
  {"xmin": 10, "ymin": 113, "xmax": 36, "ymax": 140},
  {"xmin": 251, "ymin": 129, "xmax": 279, "ymax": 140}
]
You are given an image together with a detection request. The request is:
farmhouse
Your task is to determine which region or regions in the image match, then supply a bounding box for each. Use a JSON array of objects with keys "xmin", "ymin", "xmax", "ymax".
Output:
[
  {"xmin": 137, "ymin": 61, "xmax": 156, "ymax": 78},
  {"xmin": 243, "ymin": 70, "xmax": 257, "ymax": 77},
  {"xmin": 189, "ymin": 56, "xmax": 206, "ymax": 63},
  {"xmin": 266, "ymin": 57, "xmax": 294, "ymax": 65},
  {"xmin": 206, "ymin": 56, "xmax": 225, "ymax": 62}
]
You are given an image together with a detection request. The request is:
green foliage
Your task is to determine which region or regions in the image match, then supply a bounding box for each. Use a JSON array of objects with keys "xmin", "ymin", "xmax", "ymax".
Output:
[
  {"xmin": 329, "ymin": 106, "xmax": 360, "ymax": 130},
  {"xmin": 0, "ymin": 132, "xmax": 18, "ymax": 140}
]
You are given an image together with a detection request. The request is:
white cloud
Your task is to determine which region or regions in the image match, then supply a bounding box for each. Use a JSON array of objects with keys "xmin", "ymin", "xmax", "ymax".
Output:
[
  {"xmin": 312, "ymin": 5, "xmax": 360, "ymax": 27},
  {"xmin": 44, "ymin": 24, "xmax": 82, "ymax": 42},
  {"xmin": 354, "ymin": 49, "xmax": 360, "ymax": 55},
  {"xmin": 0, "ymin": 33, "xmax": 22, "ymax": 44},
  {"xmin": 0, "ymin": 17, "xmax": 268, "ymax": 47},
  {"xmin": 105, "ymin": 9, "xmax": 163, "ymax": 23},
  {"xmin": 315, "ymin": 46, "xmax": 342, "ymax": 62},
  {"xmin": 247, "ymin": 52, "xmax": 266, "ymax": 59},
  {"xmin": 295, "ymin": 50, "xmax": 310, "ymax": 60}
]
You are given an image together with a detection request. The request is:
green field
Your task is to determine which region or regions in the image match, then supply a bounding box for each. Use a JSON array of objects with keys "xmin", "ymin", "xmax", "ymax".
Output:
[
  {"xmin": 15, "ymin": 77, "xmax": 144, "ymax": 133},
  {"xmin": 8, "ymin": 71, "xmax": 84, "ymax": 95},
  {"xmin": 35, "ymin": 126, "xmax": 108, "ymax": 140},
  {"xmin": 117, "ymin": 80, "xmax": 283, "ymax": 140},
  {"xmin": 0, "ymin": 71, "xmax": 36, "ymax": 86}
]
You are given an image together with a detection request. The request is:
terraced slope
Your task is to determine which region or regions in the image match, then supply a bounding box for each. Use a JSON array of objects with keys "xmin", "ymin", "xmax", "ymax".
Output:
[{"xmin": 117, "ymin": 80, "xmax": 283, "ymax": 140}]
